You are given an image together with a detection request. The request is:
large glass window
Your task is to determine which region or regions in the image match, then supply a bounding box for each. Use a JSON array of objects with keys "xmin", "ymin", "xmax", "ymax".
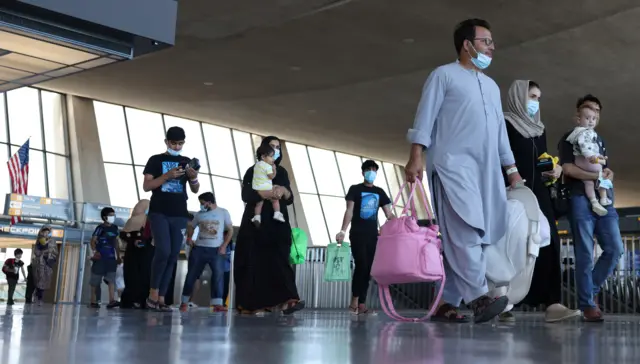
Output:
[
  {"xmin": 202, "ymin": 124, "xmax": 236, "ymax": 178},
  {"xmin": 0, "ymin": 87, "xmax": 70, "ymax": 215},
  {"xmin": 288, "ymin": 142, "xmax": 431, "ymax": 246},
  {"xmin": 125, "ymin": 107, "xmax": 165, "ymax": 165},
  {"xmin": 94, "ymin": 101, "xmax": 262, "ymax": 219}
]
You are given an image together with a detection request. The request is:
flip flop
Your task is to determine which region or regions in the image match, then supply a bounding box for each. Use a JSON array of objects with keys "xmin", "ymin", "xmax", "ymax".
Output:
[{"xmin": 283, "ymin": 300, "xmax": 305, "ymax": 315}]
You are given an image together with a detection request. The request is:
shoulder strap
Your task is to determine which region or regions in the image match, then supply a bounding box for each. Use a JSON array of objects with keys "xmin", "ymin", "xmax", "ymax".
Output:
[{"xmin": 377, "ymin": 257, "xmax": 445, "ymax": 322}]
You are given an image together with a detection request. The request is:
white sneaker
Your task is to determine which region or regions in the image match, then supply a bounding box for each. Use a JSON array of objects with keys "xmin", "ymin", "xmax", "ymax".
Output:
[
  {"xmin": 188, "ymin": 302, "xmax": 198, "ymax": 308},
  {"xmin": 251, "ymin": 215, "xmax": 261, "ymax": 226},
  {"xmin": 273, "ymin": 212, "xmax": 285, "ymax": 222},
  {"xmin": 600, "ymin": 197, "xmax": 612, "ymax": 206},
  {"xmin": 590, "ymin": 200, "xmax": 607, "ymax": 216}
]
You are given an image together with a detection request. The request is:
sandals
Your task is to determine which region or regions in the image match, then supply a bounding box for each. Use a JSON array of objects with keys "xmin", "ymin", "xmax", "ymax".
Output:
[
  {"xmin": 282, "ymin": 300, "xmax": 305, "ymax": 315},
  {"xmin": 430, "ymin": 303, "xmax": 471, "ymax": 323},
  {"xmin": 349, "ymin": 305, "xmax": 359, "ymax": 315},
  {"xmin": 469, "ymin": 296, "xmax": 509, "ymax": 324},
  {"xmin": 146, "ymin": 298, "xmax": 173, "ymax": 312}
]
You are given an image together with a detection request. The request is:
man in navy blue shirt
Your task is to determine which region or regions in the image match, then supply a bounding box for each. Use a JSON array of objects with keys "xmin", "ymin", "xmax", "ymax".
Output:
[
  {"xmin": 558, "ymin": 94, "xmax": 623, "ymax": 322},
  {"xmin": 90, "ymin": 207, "xmax": 122, "ymax": 309}
]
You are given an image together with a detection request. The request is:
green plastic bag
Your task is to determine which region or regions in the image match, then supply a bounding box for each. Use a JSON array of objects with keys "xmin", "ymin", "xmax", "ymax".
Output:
[
  {"xmin": 290, "ymin": 227, "xmax": 308, "ymax": 265},
  {"xmin": 324, "ymin": 243, "xmax": 352, "ymax": 282}
]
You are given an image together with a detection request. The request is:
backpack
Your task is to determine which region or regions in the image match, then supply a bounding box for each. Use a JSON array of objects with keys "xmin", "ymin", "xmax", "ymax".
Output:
[
  {"xmin": 371, "ymin": 182, "xmax": 445, "ymax": 322},
  {"xmin": 484, "ymin": 184, "xmax": 551, "ymax": 308}
]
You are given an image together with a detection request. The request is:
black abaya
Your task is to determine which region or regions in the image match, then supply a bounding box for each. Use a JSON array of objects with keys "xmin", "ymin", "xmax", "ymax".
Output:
[
  {"xmin": 234, "ymin": 163, "xmax": 300, "ymax": 312},
  {"xmin": 505, "ymin": 122, "xmax": 562, "ymax": 307},
  {"xmin": 119, "ymin": 228, "xmax": 154, "ymax": 308}
]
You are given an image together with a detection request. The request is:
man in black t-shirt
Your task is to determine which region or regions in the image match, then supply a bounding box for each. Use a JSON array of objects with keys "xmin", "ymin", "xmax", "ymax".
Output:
[
  {"xmin": 142, "ymin": 126, "xmax": 200, "ymax": 311},
  {"xmin": 558, "ymin": 94, "xmax": 623, "ymax": 322},
  {"xmin": 336, "ymin": 160, "xmax": 393, "ymax": 314}
]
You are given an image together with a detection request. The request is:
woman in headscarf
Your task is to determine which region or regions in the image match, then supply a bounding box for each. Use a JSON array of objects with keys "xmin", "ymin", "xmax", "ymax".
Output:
[
  {"xmin": 501, "ymin": 79, "xmax": 579, "ymax": 322},
  {"xmin": 119, "ymin": 199, "xmax": 155, "ymax": 308},
  {"xmin": 234, "ymin": 136, "xmax": 304, "ymax": 315},
  {"xmin": 32, "ymin": 226, "xmax": 58, "ymax": 305}
]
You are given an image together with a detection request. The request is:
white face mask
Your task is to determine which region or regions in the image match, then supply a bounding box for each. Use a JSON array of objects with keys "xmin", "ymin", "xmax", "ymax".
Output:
[{"xmin": 107, "ymin": 216, "xmax": 116, "ymax": 224}]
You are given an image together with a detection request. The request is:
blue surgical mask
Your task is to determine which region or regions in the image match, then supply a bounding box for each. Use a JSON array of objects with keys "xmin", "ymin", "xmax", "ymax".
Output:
[
  {"xmin": 167, "ymin": 148, "xmax": 182, "ymax": 156},
  {"xmin": 273, "ymin": 148, "xmax": 281, "ymax": 161},
  {"xmin": 469, "ymin": 45, "xmax": 492, "ymax": 70},
  {"xmin": 527, "ymin": 100, "xmax": 539, "ymax": 117},
  {"xmin": 364, "ymin": 171, "xmax": 377, "ymax": 183},
  {"xmin": 144, "ymin": 208, "xmax": 149, "ymax": 215},
  {"xmin": 200, "ymin": 204, "xmax": 208, "ymax": 212}
]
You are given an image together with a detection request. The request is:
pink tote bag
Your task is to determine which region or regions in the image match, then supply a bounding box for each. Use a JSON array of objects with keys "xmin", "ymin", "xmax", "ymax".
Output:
[{"xmin": 371, "ymin": 181, "xmax": 445, "ymax": 321}]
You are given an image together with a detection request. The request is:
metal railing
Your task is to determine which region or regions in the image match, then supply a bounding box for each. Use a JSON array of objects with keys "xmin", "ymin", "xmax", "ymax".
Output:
[{"xmin": 296, "ymin": 236, "xmax": 640, "ymax": 313}]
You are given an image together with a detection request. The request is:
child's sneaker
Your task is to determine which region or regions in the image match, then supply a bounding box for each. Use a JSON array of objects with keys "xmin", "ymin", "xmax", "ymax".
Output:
[
  {"xmin": 211, "ymin": 305, "xmax": 228, "ymax": 313},
  {"xmin": 273, "ymin": 212, "xmax": 285, "ymax": 222},
  {"xmin": 600, "ymin": 197, "xmax": 612, "ymax": 206},
  {"xmin": 590, "ymin": 199, "xmax": 607, "ymax": 216},
  {"xmin": 251, "ymin": 215, "xmax": 261, "ymax": 227}
]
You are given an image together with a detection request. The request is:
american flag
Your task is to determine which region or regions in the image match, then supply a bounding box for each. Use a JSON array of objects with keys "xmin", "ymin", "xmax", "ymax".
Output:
[{"xmin": 7, "ymin": 139, "xmax": 29, "ymax": 224}]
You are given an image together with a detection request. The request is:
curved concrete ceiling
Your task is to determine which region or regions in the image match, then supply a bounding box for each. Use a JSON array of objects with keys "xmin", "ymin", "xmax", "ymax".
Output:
[{"xmin": 41, "ymin": 0, "xmax": 640, "ymax": 206}]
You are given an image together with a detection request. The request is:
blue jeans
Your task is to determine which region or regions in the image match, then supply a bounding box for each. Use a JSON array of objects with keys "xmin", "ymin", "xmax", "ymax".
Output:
[
  {"xmin": 181, "ymin": 246, "xmax": 226, "ymax": 306},
  {"xmin": 148, "ymin": 213, "xmax": 189, "ymax": 297},
  {"xmin": 569, "ymin": 195, "xmax": 624, "ymax": 309}
]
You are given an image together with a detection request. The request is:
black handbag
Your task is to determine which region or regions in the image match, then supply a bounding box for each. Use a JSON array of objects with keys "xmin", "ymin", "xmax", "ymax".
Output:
[{"xmin": 550, "ymin": 179, "xmax": 571, "ymax": 219}]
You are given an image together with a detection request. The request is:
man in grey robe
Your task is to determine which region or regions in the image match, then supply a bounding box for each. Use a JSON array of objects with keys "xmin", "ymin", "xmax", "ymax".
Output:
[{"xmin": 405, "ymin": 18, "xmax": 523, "ymax": 323}]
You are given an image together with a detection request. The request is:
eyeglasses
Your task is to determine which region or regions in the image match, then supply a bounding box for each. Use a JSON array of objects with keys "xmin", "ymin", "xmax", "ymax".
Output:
[{"xmin": 474, "ymin": 38, "xmax": 494, "ymax": 47}]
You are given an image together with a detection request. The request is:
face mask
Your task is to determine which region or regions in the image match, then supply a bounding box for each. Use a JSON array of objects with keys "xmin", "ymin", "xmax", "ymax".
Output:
[
  {"xmin": 469, "ymin": 44, "xmax": 492, "ymax": 70},
  {"xmin": 107, "ymin": 216, "xmax": 116, "ymax": 224},
  {"xmin": 15, "ymin": 256, "xmax": 21, "ymax": 261},
  {"xmin": 38, "ymin": 237, "xmax": 47, "ymax": 245},
  {"xmin": 273, "ymin": 148, "xmax": 281, "ymax": 161},
  {"xmin": 527, "ymin": 100, "xmax": 539, "ymax": 117},
  {"xmin": 364, "ymin": 171, "xmax": 377, "ymax": 183},
  {"xmin": 200, "ymin": 204, "xmax": 208, "ymax": 212},
  {"xmin": 167, "ymin": 148, "xmax": 182, "ymax": 156}
]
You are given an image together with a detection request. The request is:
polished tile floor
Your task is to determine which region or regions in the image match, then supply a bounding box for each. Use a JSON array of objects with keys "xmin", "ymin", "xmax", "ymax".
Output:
[{"xmin": 0, "ymin": 305, "xmax": 639, "ymax": 363}]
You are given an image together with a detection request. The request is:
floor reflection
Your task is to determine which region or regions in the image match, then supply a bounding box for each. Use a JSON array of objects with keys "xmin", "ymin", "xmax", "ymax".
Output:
[{"xmin": 0, "ymin": 306, "xmax": 639, "ymax": 363}]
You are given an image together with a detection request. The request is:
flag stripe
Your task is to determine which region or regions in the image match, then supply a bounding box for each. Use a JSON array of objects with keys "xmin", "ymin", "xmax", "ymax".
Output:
[{"xmin": 6, "ymin": 139, "xmax": 30, "ymax": 225}]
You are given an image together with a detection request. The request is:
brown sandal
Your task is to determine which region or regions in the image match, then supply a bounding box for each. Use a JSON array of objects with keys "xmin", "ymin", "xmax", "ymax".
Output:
[{"xmin": 430, "ymin": 303, "xmax": 471, "ymax": 323}]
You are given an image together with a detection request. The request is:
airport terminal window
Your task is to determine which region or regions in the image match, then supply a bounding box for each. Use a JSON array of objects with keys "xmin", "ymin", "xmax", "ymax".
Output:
[
  {"xmin": 298, "ymin": 193, "xmax": 328, "ymax": 248},
  {"xmin": 336, "ymin": 152, "xmax": 365, "ymax": 193},
  {"xmin": 41, "ymin": 91, "xmax": 66, "ymax": 155},
  {"xmin": 286, "ymin": 143, "xmax": 317, "ymax": 194},
  {"xmin": 308, "ymin": 147, "xmax": 344, "ymax": 197},
  {"xmin": 232, "ymin": 130, "xmax": 257, "ymax": 178},
  {"xmin": 202, "ymin": 124, "xmax": 237, "ymax": 178},
  {"xmin": 211, "ymin": 176, "xmax": 243, "ymax": 225},
  {"xmin": 125, "ymin": 107, "xmax": 165, "ymax": 165},
  {"xmin": 104, "ymin": 163, "xmax": 138, "ymax": 208},
  {"xmin": 7, "ymin": 88, "xmax": 43, "ymax": 149},
  {"xmin": 94, "ymin": 101, "xmax": 132, "ymax": 164},
  {"xmin": 0, "ymin": 87, "xmax": 70, "ymax": 214}
]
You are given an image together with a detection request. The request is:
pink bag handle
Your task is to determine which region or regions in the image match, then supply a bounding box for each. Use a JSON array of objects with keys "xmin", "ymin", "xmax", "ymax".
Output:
[
  {"xmin": 392, "ymin": 181, "xmax": 435, "ymax": 221},
  {"xmin": 377, "ymin": 258, "xmax": 446, "ymax": 322}
]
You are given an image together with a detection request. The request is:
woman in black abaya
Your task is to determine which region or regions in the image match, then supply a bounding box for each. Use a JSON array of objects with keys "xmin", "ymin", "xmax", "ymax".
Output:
[
  {"xmin": 234, "ymin": 136, "xmax": 304, "ymax": 315},
  {"xmin": 502, "ymin": 80, "xmax": 579, "ymax": 322}
]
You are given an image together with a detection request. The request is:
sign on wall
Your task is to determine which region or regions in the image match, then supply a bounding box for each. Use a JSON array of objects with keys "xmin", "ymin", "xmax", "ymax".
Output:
[
  {"xmin": 83, "ymin": 203, "xmax": 131, "ymax": 226},
  {"xmin": 4, "ymin": 194, "xmax": 73, "ymax": 221}
]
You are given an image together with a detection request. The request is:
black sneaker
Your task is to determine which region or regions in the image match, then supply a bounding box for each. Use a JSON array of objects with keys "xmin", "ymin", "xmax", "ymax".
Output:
[
  {"xmin": 90, "ymin": 302, "xmax": 101, "ymax": 309},
  {"xmin": 7, "ymin": 300, "xmax": 14, "ymax": 306},
  {"xmin": 469, "ymin": 295, "xmax": 509, "ymax": 323},
  {"xmin": 106, "ymin": 301, "xmax": 120, "ymax": 309}
]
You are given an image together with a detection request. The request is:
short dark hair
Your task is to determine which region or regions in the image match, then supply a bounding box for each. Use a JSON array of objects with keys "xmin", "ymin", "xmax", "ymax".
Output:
[
  {"xmin": 199, "ymin": 192, "xmax": 216, "ymax": 204},
  {"xmin": 256, "ymin": 144, "xmax": 275, "ymax": 159},
  {"xmin": 528, "ymin": 81, "xmax": 540, "ymax": 90},
  {"xmin": 101, "ymin": 207, "xmax": 115, "ymax": 221},
  {"xmin": 576, "ymin": 94, "xmax": 602, "ymax": 110},
  {"xmin": 361, "ymin": 160, "xmax": 379, "ymax": 172},
  {"xmin": 166, "ymin": 126, "xmax": 185, "ymax": 141},
  {"xmin": 453, "ymin": 18, "xmax": 491, "ymax": 56},
  {"xmin": 14, "ymin": 248, "xmax": 23, "ymax": 256}
]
